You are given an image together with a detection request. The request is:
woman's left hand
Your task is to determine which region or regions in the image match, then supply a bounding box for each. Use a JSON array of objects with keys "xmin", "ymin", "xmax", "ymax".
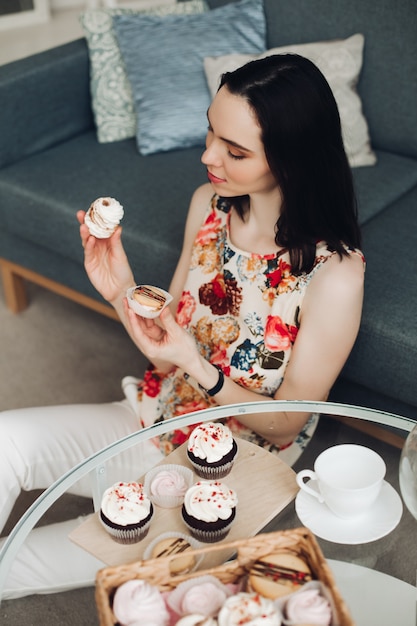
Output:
[{"xmin": 123, "ymin": 301, "xmax": 198, "ymax": 370}]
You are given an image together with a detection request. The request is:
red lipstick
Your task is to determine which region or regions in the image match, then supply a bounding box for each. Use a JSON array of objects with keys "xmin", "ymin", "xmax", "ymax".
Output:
[{"xmin": 207, "ymin": 171, "xmax": 226, "ymax": 184}]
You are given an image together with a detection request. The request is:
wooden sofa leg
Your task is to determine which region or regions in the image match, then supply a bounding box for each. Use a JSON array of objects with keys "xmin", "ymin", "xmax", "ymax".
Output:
[
  {"xmin": 0, "ymin": 259, "xmax": 29, "ymax": 313},
  {"xmin": 0, "ymin": 258, "xmax": 119, "ymax": 320}
]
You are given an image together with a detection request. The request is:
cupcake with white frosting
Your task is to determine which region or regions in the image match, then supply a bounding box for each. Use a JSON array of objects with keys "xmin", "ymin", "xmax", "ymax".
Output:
[
  {"xmin": 99, "ymin": 481, "xmax": 153, "ymax": 544},
  {"xmin": 187, "ymin": 422, "xmax": 238, "ymax": 479},
  {"xmin": 181, "ymin": 480, "xmax": 238, "ymax": 543}
]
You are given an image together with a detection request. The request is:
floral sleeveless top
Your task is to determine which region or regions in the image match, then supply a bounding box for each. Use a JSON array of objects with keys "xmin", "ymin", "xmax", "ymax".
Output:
[{"xmin": 137, "ymin": 195, "xmax": 363, "ymax": 459}]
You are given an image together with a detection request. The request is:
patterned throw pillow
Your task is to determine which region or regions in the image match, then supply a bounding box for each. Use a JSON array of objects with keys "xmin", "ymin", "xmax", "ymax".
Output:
[
  {"xmin": 203, "ymin": 34, "xmax": 376, "ymax": 167},
  {"xmin": 79, "ymin": 0, "xmax": 208, "ymax": 143},
  {"xmin": 113, "ymin": 0, "xmax": 267, "ymax": 155}
]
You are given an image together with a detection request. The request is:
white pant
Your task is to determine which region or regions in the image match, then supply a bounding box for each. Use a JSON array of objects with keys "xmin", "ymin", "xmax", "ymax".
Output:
[{"xmin": 0, "ymin": 378, "xmax": 163, "ymax": 599}]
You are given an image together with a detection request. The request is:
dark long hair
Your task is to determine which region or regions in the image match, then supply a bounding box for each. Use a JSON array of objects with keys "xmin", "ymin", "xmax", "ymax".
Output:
[{"xmin": 219, "ymin": 54, "xmax": 361, "ymax": 274}]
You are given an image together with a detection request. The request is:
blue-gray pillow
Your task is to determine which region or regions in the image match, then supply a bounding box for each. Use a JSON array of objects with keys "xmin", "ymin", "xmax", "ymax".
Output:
[{"xmin": 113, "ymin": 0, "xmax": 266, "ymax": 155}]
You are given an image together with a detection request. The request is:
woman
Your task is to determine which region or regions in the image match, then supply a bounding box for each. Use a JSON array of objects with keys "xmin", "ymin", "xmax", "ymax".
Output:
[{"xmin": 0, "ymin": 54, "xmax": 364, "ymax": 597}]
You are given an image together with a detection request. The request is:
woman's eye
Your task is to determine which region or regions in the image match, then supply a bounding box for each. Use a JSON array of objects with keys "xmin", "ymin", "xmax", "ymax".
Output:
[{"xmin": 228, "ymin": 151, "xmax": 245, "ymax": 160}]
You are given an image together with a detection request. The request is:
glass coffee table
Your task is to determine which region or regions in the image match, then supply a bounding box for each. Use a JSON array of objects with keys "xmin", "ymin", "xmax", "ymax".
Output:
[{"xmin": 0, "ymin": 400, "xmax": 416, "ymax": 625}]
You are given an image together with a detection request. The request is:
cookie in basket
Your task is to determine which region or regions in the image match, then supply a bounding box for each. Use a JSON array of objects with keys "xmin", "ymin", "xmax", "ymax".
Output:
[{"xmin": 247, "ymin": 551, "xmax": 312, "ymax": 599}]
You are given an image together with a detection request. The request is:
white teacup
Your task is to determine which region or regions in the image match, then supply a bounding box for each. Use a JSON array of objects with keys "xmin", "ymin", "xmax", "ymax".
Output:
[{"xmin": 296, "ymin": 444, "xmax": 386, "ymax": 519}]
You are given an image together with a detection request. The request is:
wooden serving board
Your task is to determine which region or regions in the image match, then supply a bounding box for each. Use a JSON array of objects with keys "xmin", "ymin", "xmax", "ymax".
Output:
[{"xmin": 69, "ymin": 438, "xmax": 298, "ymax": 570}]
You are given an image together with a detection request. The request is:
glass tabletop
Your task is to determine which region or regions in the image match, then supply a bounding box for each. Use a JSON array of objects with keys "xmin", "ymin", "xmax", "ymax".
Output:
[{"xmin": 0, "ymin": 400, "xmax": 416, "ymax": 624}]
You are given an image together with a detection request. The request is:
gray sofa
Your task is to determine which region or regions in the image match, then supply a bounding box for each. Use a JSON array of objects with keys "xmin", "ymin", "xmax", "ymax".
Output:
[{"xmin": 1, "ymin": 0, "xmax": 417, "ymax": 426}]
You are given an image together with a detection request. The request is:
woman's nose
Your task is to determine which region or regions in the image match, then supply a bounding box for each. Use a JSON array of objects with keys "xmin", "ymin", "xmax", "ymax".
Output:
[{"xmin": 201, "ymin": 139, "xmax": 222, "ymax": 168}]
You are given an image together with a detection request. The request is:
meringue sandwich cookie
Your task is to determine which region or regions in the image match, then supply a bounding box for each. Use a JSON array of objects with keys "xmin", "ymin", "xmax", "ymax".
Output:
[
  {"xmin": 247, "ymin": 551, "xmax": 312, "ymax": 599},
  {"xmin": 99, "ymin": 481, "xmax": 153, "ymax": 544},
  {"xmin": 187, "ymin": 422, "xmax": 238, "ymax": 479},
  {"xmin": 144, "ymin": 531, "xmax": 202, "ymax": 575},
  {"xmin": 126, "ymin": 284, "xmax": 173, "ymax": 319},
  {"xmin": 181, "ymin": 480, "xmax": 238, "ymax": 543},
  {"xmin": 84, "ymin": 196, "xmax": 124, "ymax": 238}
]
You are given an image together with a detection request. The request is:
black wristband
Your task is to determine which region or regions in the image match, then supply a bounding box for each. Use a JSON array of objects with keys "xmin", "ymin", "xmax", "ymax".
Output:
[{"xmin": 198, "ymin": 364, "xmax": 225, "ymax": 397}]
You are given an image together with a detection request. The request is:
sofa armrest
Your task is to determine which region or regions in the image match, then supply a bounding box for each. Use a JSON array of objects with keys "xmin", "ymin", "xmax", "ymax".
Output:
[{"xmin": 0, "ymin": 38, "xmax": 94, "ymax": 169}]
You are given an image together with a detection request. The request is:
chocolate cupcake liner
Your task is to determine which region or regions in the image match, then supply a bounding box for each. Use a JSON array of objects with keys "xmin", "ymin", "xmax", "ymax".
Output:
[
  {"xmin": 188, "ymin": 458, "xmax": 236, "ymax": 480},
  {"xmin": 99, "ymin": 509, "xmax": 153, "ymax": 545},
  {"xmin": 186, "ymin": 439, "xmax": 238, "ymax": 479},
  {"xmin": 185, "ymin": 523, "xmax": 233, "ymax": 544},
  {"xmin": 182, "ymin": 517, "xmax": 235, "ymax": 544}
]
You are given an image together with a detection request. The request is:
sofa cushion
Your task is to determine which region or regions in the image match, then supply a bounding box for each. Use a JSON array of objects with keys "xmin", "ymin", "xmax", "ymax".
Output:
[
  {"xmin": 330, "ymin": 378, "xmax": 417, "ymax": 422},
  {"xmin": 0, "ymin": 39, "xmax": 93, "ymax": 170},
  {"xmin": 341, "ymin": 185, "xmax": 417, "ymax": 408},
  {"xmin": 79, "ymin": 0, "xmax": 208, "ymax": 144},
  {"xmin": 204, "ymin": 34, "xmax": 376, "ymax": 168},
  {"xmin": 353, "ymin": 151, "xmax": 417, "ymax": 225},
  {"xmin": 112, "ymin": 0, "xmax": 266, "ymax": 155}
]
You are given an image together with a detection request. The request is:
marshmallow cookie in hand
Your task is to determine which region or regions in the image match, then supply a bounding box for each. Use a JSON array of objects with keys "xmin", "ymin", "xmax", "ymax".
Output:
[
  {"xmin": 126, "ymin": 285, "xmax": 173, "ymax": 319},
  {"xmin": 84, "ymin": 197, "xmax": 124, "ymax": 238}
]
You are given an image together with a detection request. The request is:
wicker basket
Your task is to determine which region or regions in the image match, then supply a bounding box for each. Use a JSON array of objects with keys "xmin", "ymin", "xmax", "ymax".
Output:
[{"xmin": 95, "ymin": 527, "xmax": 354, "ymax": 626}]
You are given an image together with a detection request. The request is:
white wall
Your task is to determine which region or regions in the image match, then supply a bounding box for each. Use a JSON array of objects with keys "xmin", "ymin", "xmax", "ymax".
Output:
[
  {"xmin": 51, "ymin": 0, "xmax": 84, "ymax": 8},
  {"xmin": 51, "ymin": 0, "xmax": 176, "ymax": 10}
]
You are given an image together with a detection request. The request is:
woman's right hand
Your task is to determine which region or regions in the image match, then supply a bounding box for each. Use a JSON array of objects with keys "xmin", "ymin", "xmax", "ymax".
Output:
[{"xmin": 77, "ymin": 210, "xmax": 135, "ymax": 304}]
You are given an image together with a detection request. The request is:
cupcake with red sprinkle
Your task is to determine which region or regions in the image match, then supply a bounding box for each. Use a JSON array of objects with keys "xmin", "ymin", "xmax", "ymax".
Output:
[
  {"xmin": 187, "ymin": 422, "xmax": 238, "ymax": 479},
  {"xmin": 181, "ymin": 480, "xmax": 238, "ymax": 543},
  {"xmin": 100, "ymin": 481, "xmax": 153, "ymax": 544}
]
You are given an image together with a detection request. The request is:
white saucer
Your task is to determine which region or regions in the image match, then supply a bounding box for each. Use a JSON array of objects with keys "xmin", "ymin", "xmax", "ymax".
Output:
[{"xmin": 295, "ymin": 480, "xmax": 403, "ymax": 544}]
